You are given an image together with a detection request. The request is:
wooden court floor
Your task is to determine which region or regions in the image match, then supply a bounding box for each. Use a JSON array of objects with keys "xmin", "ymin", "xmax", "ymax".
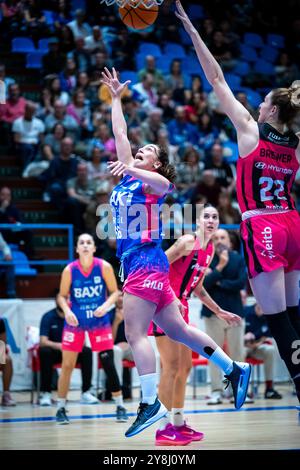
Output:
[{"xmin": 1, "ymin": 384, "xmax": 299, "ymax": 450}]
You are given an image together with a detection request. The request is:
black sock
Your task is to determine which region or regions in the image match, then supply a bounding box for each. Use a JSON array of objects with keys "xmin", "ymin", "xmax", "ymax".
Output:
[
  {"xmin": 287, "ymin": 306, "xmax": 300, "ymax": 338},
  {"xmin": 265, "ymin": 311, "xmax": 300, "ymax": 403}
]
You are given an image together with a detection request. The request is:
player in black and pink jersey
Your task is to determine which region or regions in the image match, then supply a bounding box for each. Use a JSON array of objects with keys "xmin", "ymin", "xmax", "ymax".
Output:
[
  {"xmin": 175, "ymin": 0, "xmax": 300, "ymax": 406},
  {"xmin": 149, "ymin": 204, "xmax": 241, "ymax": 446}
]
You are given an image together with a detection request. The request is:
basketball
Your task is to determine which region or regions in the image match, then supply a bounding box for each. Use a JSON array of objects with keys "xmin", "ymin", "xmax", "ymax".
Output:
[{"xmin": 119, "ymin": 2, "xmax": 159, "ymax": 30}]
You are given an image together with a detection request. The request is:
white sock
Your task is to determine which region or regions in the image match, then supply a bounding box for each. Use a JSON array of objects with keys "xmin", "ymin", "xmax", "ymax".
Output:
[
  {"xmin": 158, "ymin": 412, "xmax": 171, "ymax": 430},
  {"xmin": 172, "ymin": 408, "xmax": 184, "ymax": 427},
  {"xmin": 210, "ymin": 347, "xmax": 233, "ymax": 375},
  {"xmin": 140, "ymin": 373, "xmax": 157, "ymax": 404},
  {"xmin": 114, "ymin": 394, "xmax": 124, "ymax": 407},
  {"xmin": 57, "ymin": 398, "xmax": 66, "ymax": 409}
]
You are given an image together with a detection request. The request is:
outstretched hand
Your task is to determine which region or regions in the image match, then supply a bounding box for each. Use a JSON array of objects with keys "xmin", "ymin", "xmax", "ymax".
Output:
[
  {"xmin": 215, "ymin": 309, "xmax": 242, "ymax": 327},
  {"xmin": 174, "ymin": 0, "xmax": 195, "ymax": 34},
  {"xmin": 101, "ymin": 67, "xmax": 131, "ymax": 98},
  {"xmin": 107, "ymin": 160, "xmax": 130, "ymax": 176}
]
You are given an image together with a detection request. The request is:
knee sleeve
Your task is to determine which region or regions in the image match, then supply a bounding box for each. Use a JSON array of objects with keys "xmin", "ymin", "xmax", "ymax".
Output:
[{"xmin": 99, "ymin": 350, "xmax": 121, "ymax": 393}]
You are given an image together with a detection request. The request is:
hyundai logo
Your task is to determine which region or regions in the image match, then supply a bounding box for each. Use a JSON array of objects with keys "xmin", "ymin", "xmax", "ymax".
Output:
[{"xmin": 255, "ymin": 162, "xmax": 266, "ymax": 169}]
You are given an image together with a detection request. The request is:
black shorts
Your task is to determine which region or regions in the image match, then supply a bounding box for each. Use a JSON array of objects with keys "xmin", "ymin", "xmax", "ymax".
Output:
[{"xmin": 0, "ymin": 318, "xmax": 6, "ymax": 335}]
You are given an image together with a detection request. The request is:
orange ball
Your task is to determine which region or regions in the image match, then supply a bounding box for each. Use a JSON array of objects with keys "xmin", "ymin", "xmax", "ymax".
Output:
[{"xmin": 119, "ymin": 2, "xmax": 159, "ymax": 30}]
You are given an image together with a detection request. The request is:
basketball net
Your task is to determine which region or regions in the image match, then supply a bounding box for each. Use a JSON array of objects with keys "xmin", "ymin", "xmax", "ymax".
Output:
[{"xmin": 100, "ymin": 0, "xmax": 164, "ymax": 8}]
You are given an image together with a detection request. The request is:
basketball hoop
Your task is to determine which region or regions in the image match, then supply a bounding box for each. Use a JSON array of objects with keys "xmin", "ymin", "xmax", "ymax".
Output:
[{"xmin": 100, "ymin": 0, "xmax": 164, "ymax": 8}]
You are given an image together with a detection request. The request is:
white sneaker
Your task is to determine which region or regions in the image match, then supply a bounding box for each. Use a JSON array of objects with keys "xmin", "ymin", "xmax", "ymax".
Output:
[
  {"xmin": 39, "ymin": 392, "xmax": 52, "ymax": 406},
  {"xmin": 207, "ymin": 392, "xmax": 223, "ymax": 405},
  {"xmin": 80, "ymin": 391, "xmax": 99, "ymax": 404}
]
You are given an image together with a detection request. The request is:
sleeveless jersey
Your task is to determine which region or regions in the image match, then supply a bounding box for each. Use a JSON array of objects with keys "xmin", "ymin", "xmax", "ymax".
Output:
[
  {"xmin": 110, "ymin": 175, "xmax": 171, "ymax": 258},
  {"xmin": 236, "ymin": 123, "xmax": 299, "ymax": 214},
  {"xmin": 169, "ymin": 238, "xmax": 214, "ymax": 300},
  {"xmin": 68, "ymin": 258, "xmax": 108, "ymax": 329}
]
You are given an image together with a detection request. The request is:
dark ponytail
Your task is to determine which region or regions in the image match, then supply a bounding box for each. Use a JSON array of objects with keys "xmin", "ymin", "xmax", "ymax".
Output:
[{"xmin": 157, "ymin": 146, "xmax": 177, "ymax": 184}]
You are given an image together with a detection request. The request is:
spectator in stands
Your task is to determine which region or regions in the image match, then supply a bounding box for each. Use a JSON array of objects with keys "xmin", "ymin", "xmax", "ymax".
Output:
[
  {"xmin": 122, "ymin": 98, "xmax": 141, "ymax": 129},
  {"xmin": 184, "ymin": 91, "xmax": 209, "ymax": 125},
  {"xmin": 140, "ymin": 107, "xmax": 167, "ymax": 145},
  {"xmin": 0, "ymin": 186, "xmax": 35, "ymax": 258},
  {"xmin": 89, "ymin": 51, "xmax": 112, "ymax": 88},
  {"xmin": 84, "ymin": 180, "xmax": 111, "ymax": 237},
  {"xmin": 86, "ymin": 142, "xmax": 109, "ymax": 181},
  {"xmin": 197, "ymin": 112, "xmax": 220, "ymax": 153},
  {"xmin": 217, "ymin": 192, "xmax": 241, "ymax": 225},
  {"xmin": 202, "ymin": 228, "xmax": 248, "ymax": 405},
  {"xmin": 43, "ymin": 123, "xmax": 66, "ymax": 161},
  {"xmin": 209, "ymin": 30, "xmax": 237, "ymax": 71},
  {"xmin": 0, "ymin": 0, "xmax": 23, "ymax": 36},
  {"xmin": 84, "ymin": 26, "xmax": 108, "ymax": 54},
  {"xmin": 42, "ymin": 37, "xmax": 66, "ymax": 76},
  {"xmin": 0, "ymin": 64, "xmax": 15, "ymax": 97},
  {"xmin": 44, "ymin": 100, "xmax": 78, "ymax": 140},
  {"xmin": 23, "ymin": 0, "xmax": 49, "ymax": 44},
  {"xmin": 0, "ymin": 83, "xmax": 26, "ymax": 146},
  {"xmin": 0, "ymin": 232, "xmax": 16, "ymax": 298},
  {"xmin": 236, "ymin": 92, "xmax": 256, "ymax": 118},
  {"xmin": 157, "ymin": 129, "xmax": 179, "ymax": 164},
  {"xmin": 176, "ymin": 146, "xmax": 203, "ymax": 199},
  {"xmin": 0, "ymin": 318, "xmax": 16, "ymax": 406},
  {"xmin": 67, "ymin": 9, "xmax": 92, "ymax": 40},
  {"xmin": 76, "ymin": 72, "xmax": 97, "ymax": 105},
  {"xmin": 65, "ymin": 162, "xmax": 97, "ymax": 234},
  {"xmin": 58, "ymin": 56, "xmax": 78, "ymax": 94},
  {"xmin": 12, "ymin": 101, "xmax": 45, "ymax": 170},
  {"xmin": 138, "ymin": 55, "xmax": 165, "ymax": 94},
  {"xmin": 66, "ymin": 89, "xmax": 92, "ymax": 139},
  {"xmin": 132, "ymin": 73, "xmax": 158, "ymax": 114},
  {"xmin": 91, "ymin": 122, "xmax": 116, "ymax": 160},
  {"xmin": 45, "ymin": 74, "xmax": 70, "ymax": 107},
  {"xmin": 73, "ymin": 37, "xmax": 91, "ymax": 73},
  {"xmin": 244, "ymin": 302, "xmax": 283, "ymax": 399},
  {"xmin": 57, "ymin": 25, "xmax": 75, "ymax": 54},
  {"xmin": 39, "ymin": 293, "xmax": 98, "ymax": 406},
  {"xmin": 167, "ymin": 105, "xmax": 198, "ymax": 147},
  {"xmin": 41, "ymin": 136, "xmax": 79, "ymax": 208},
  {"xmin": 157, "ymin": 93, "xmax": 175, "ymax": 123},
  {"xmin": 191, "ymin": 169, "xmax": 222, "ymax": 206},
  {"xmin": 165, "ymin": 59, "xmax": 189, "ymax": 104},
  {"xmin": 275, "ymin": 51, "xmax": 299, "ymax": 88},
  {"xmin": 205, "ymin": 142, "xmax": 235, "ymax": 194}
]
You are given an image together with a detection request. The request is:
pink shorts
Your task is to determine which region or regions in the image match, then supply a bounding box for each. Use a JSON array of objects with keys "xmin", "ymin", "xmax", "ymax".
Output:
[
  {"xmin": 62, "ymin": 325, "xmax": 114, "ymax": 353},
  {"xmin": 148, "ymin": 299, "xmax": 189, "ymax": 336},
  {"xmin": 123, "ymin": 245, "xmax": 176, "ymax": 312},
  {"xmin": 240, "ymin": 210, "xmax": 300, "ymax": 279}
]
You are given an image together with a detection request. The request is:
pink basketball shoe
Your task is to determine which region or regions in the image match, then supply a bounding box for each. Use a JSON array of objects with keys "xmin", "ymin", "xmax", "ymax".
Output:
[
  {"xmin": 155, "ymin": 423, "xmax": 192, "ymax": 446},
  {"xmin": 174, "ymin": 421, "xmax": 204, "ymax": 441}
]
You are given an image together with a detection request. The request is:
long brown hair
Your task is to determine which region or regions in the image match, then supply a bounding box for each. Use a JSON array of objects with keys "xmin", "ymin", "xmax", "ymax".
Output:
[
  {"xmin": 157, "ymin": 146, "xmax": 177, "ymax": 184},
  {"xmin": 271, "ymin": 80, "xmax": 300, "ymax": 125}
]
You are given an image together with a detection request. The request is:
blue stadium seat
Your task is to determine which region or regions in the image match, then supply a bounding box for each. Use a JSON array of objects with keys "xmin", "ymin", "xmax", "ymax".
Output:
[
  {"xmin": 155, "ymin": 56, "xmax": 173, "ymax": 73},
  {"xmin": 223, "ymin": 141, "xmax": 239, "ymax": 163},
  {"xmin": 232, "ymin": 61, "xmax": 250, "ymax": 77},
  {"xmin": 267, "ymin": 33, "xmax": 285, "ymax": 49},
  {"xmin": 241, "ymin": 87, "xmax": 262, "ymax": 109},
  {"xmin": 38, "ymin": 38, "xmax": 49, "ymax": 53},
  {"xmin": 260, "ymin": 45, "xmax": 278, "ymax": 63},
  {"xmin": 179, "ymin": 27, "xmax": 192, "ymax": 46},
  {"xmin": 182, "ymin": 56, "xmax": 200, "ymax": 74},
  {"xmin": 26, "ymin": 52, "xmax": 45, "ymax": 69},
  {"xmin": 120, "ymin": 71, "xmax": 138, "ymax": 86},
  {"xmin": 12, "ymin": 37, "xmax": 36, "ymax": 53},
  {"xmin": 244, "ymin": 32, "xmax": 264, "ymax": 49},
  {"xmin": 42, "ymin": 10, "xmax": 54, "ymax": 25},
  {"xmin": 138, "ymin": 42, "xmax": 162, "ymax": 57},
  {"xmin": 253, "ymin": 59, "xmax": 275, "ymax": 76},
  {"xmin": 7, "ymin": 250, "xmax": 37, "ymax": 276},
  {"xmin": 239, "ymin": 44, "xmax": 258, "ymax": 62},
  {"xmin": 187, "ymin": 4, "xmax": 205, "ymax": 20},
  {"xmin": 164, "ymin": 42, "xmax": 186, "ymax": 59},
  {"xmin": 224, "ymin": 73, "xmax": 242, "ymax": 91}
]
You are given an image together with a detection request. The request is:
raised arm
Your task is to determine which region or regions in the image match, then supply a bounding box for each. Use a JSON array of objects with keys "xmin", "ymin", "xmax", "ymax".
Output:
[
  {"xmin": 101, "ymin": 67, "xmax": 134, "ymax": 166},
  {"xmin": 165, "ymin": 234, "xmax": 196, "ymax": 264},
  {"xmin": 175, "ymin": 1, "xmax": 258, "ymax": 156}
]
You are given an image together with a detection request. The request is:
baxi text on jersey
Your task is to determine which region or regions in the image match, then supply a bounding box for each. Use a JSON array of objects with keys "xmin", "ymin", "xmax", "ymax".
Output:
[{"xmin": 73, "ymin": 285, "xmax": 103, "ymax": 298}]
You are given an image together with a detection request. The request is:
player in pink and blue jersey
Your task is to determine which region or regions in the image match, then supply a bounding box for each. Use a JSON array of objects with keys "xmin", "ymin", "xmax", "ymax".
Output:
[
  {"xmin": 175, "ymin": 0, "xmax": 300, "ymax": 406},
  {"xmin": 55, "ymin": 233, "xmax": 127, "ymax": 424},
  {"xmin": 102, "ymin": 67, "xmax": 251, "ymax": 438}
]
